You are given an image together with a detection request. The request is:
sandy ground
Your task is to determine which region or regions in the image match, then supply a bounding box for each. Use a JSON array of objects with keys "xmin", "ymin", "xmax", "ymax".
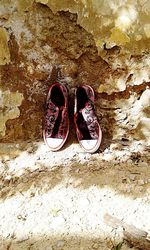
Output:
[{"xmin": 0, "ymin": 136, "xmax": 150, "ymax": 250}]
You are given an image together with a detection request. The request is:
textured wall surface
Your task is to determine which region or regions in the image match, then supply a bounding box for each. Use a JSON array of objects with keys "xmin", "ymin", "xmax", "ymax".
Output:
[
  {"xmin": 0, "ymin": 27, "xmax": 10, "ymax": 65},
  {"xmin": 0, "ymin": 90, "xmax": 23, "ymax": 137},
  {"xmin": 0, "ymin": 1, "xmax": 149, "ymax": 145},
  {"xmin": 35, "ymin": 0, "xmax": 150, "ymax": 54}
]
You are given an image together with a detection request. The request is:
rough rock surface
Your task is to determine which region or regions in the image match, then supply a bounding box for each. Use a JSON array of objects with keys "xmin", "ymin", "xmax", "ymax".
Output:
[
  {"xmin": 31, "ymin": 0, "xmax": 150, "ymax": 53},
  {"xmin": 0, "ymin": 2, "xmax": 150, "ymax": 250}
]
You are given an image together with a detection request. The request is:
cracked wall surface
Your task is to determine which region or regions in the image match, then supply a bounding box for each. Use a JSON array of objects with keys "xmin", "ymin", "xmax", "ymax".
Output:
[
  {"xmin": 35, "ymin": 0, "xmax": 150, "ymax": 53},
  {"xmin": 0, "ymin": 1, "xmax": 149, "ymax": 148},
  {"xmin": 0, "ymin": 89, "xmax": 23, "ymax": 138},
  {"xmin": 0, "ymin": 27, "xmax": 10, "ymax": 65}
]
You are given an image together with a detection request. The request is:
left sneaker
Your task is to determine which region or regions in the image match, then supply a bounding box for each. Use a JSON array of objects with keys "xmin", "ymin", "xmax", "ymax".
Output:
[
  {"xmin": 74, "ymin": 85, "xmax": 102, "ymax": 153},
  {"xmin": 43, "ymin": 82, "xmax": 69, "ymax": 151}
]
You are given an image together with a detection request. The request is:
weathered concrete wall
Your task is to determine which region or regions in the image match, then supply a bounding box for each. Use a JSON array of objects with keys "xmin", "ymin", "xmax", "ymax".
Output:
[{"xmin": 0, "ymin": 1, "xmax": 149, "ymax": 148}]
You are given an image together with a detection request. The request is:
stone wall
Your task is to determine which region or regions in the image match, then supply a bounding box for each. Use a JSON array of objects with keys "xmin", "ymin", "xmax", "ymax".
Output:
[{"xmin": 0, "ymin": 1, "xmax": 149, "ymax": 150}]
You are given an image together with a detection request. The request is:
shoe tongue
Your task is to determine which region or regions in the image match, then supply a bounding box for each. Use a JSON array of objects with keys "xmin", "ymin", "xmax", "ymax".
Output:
[
  {"xmin": 49, "ymin": 100, "xmax": 64, "ymax": 111},
  {"xmin": 80, "ymin": 101, "xmax": 93, "ymax": 114},
  {"xmin": 79, "ymin": 101, "xmax": 98, "ymax": 140},
  {"xmin": 59, "ymin": 105, "xmax": 65, "ymax": 112},
  {"xmin": 48, "ymin": 100, "xmax": 58, "ymax": 109}
]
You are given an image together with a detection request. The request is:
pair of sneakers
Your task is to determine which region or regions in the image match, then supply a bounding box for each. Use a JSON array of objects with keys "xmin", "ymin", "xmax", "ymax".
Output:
[{"xmin": 43, "ymin": 82, "xmax": 102, "ymax": 153}]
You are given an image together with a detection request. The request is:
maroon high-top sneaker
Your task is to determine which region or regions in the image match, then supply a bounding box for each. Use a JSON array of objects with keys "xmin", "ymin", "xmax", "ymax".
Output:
[
  {"xmin": 43, "ymin": 82, "xmax": 69, "ymax": 151},
  {"xmin": 74, "ymin": 85, "xmax": 102, "ymax": 153}
]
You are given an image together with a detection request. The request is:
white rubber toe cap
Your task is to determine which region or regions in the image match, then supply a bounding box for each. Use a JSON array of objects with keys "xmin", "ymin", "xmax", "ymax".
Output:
[
  {"xmin": 80, "ymin": 139, "xmax": 99, "ymax": 153},
  {"xmin": 45, "ymin": 138, "xmax": 64, "ymax": 151}
]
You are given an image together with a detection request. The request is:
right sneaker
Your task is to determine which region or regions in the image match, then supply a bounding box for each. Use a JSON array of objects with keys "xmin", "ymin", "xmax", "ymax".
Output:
[
  {"xmin": 43, "ymin": 82, "xmax": 69, "ymax": 151},
  {"xmin": 74, "ymin": 85, "xmax": 102, "ymax": 153}
]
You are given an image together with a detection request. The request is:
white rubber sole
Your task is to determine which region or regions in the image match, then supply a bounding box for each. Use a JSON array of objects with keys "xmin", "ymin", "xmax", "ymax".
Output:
[
  {"xmin": 43, "ymin": 132, "xmax": 69, "ymax": 152},
  {"xmin": 79, "ymin": 125, "xmax": 102, "ymax": 153},
  {"xmin": 43, "ymin": 120, "xmax": 69, "ymax": 151}
]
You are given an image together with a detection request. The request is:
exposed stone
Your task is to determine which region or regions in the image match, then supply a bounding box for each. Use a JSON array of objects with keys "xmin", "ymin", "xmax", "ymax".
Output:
[
  {"xmin": 0, "ymin": 90, "xmax": 24, "ymax": 138},
  {"xmin": 36, "ymin": 0, "xmax": 150, "ymax": 55},
  {"xmin": 0, "ymin": 27, "xmax": 10, "ymax": 65}
]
